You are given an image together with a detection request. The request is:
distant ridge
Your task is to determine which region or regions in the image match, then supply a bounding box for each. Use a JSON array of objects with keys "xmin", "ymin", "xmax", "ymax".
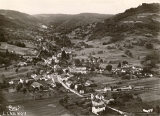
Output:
[
  {"xmin": 33, "ymin": 13, "xmax": 113, "ymax": 32},
  {"xmin": 71, "ymin": 3, "xmax": 160, "ymax": 41}
]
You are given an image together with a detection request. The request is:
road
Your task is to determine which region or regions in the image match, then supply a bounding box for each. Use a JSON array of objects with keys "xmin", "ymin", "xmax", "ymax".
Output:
[{"xmin": 57, "ymin": 76, "xmax": 84, "ymax": 97}]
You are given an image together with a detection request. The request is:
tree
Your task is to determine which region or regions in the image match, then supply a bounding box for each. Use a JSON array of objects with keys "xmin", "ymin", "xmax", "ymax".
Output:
[
  {"xmin": 23, "ymin": 88, "xmax": 27, "ymax": 94},
  {"xmin": 0, "ymin": 74, "xmax": 5, "ymax": 83},
  {"xmin": 145, "ymin": 52, "xmax": 159, "ymax": 68},
  {"xmin": 142, "ymin": 67, "xmax": 151, "ymax": 74},
  {"xmin": 0, "ymin": 31, "xmax": 7, "ymax": 42},
  {"xmin": 117, "ymin": 62, "xmax": 121, "ymax": 68},
  {"xmin": 57, "ymin": 69, "xmax": 63, "ymax": 75},
  {"xmin": 15, "ymin": 68, "xmax": 18, "ymax": 73},
  {"xmin": 74, "ymin": 59, "xmax": 81, "ymax": 66},
  {"xmin": 146, "ymin": 43, "xmax": 153, "ymax": 49},
  {"xmin": 122, "ymin": 61, "xmax": 128, "ymax": 65},
  {"xmin": 66, "ymin": 53, "xmax": 70, "ymax": 60},
  {"xmin": 154, "ymin": 105, "xmax": 160, "ymax": 114},
  {"xmin": 91, "ymin": 67, "xmax": 95, "ymax": 72},
  {"xmin": 106, "ymin": 65, "xmax": 112, "ymax": 72},
  {"xmin": 16, "ymin": 84, "xmax": 21, "ymax": 91},
  {"xmin": 70, "ymin": 84, "xmax": 75, "ymax": 89},
  {"xmin": 61, "ymin": 50, "xmax": 66, "ymax": 60},
  {"xmin": 77, "ymin": 85, "xmax": 82, "ymax": 92},
  {"xmin": 145, "ymin": 52, "xmax": 159, "ymax": 61}
]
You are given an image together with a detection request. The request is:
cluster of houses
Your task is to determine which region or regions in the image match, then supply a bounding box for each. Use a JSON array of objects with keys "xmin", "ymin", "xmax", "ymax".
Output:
[
  {"xmin": 112, "ymin": 64, "xmax": 154, "ymax": 79},
  {"xmin": 4, "ymin": 43, "xmax": 157, "ymax": 116},
  {"xmin": 91, "ymin": 91, "xmax": 114, "ymax": 115}
]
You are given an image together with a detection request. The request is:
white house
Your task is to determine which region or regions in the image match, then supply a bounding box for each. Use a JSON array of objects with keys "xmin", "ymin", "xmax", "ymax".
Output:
[
  {"xmin": 31, "ymin": 82, "xmax": 43, "ymax": 89},
  {"xmin": 69, "ymin": 66, "xmax": 87, "ymax": 74},
  {"xmin": 85, "ymin": 80, "xmax": 95, "ymax": 86},
  {"xmin": 92, "ymin": 100, "xmax": 104, "ymax": 107},
  {"xmin": 17, "ymin": 62, "xmax": 27, "ymax": 66},
  {"xmin": 31, "ymin": 74, "xmax": 37, "ymax": 79},
  {"xmin": 113, "ymin": 85, "xmax": 132, "ymax": 91},
  {"xmin": 66, "ymin": 80, "xmax": 73, "ymax": 87},
  {"xmin": 143, "ymin": 109, "xmax": 153, "ymax": 113},
  {"xmin": 92, "ymin": 106, "xmax": 105, "ymax": 115},
  {"xmin": 103, "ymin": 87, "xmax": 112, "ymax": 92}
]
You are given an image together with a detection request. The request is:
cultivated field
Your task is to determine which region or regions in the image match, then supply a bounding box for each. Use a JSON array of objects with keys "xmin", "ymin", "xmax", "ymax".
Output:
[
  {"xmin": 7, "ymin": 99, "xmax": 74, "ymax": 116},
  {"xmin": 0, "ymin": 42, "xmax": 38, "ymax": 55},
  {"xmin": 0, "ymin": 66, "xmax": 33, "ymax": 79}
]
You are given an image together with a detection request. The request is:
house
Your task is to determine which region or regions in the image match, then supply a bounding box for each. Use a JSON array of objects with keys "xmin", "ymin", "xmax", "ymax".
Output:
[
  {"xmin": 44, "ymin": 58, "xmax": 52, "ymax": 65},
  {"xmin": 57, "ymin": 53, "xmax": 62, "ymax": 58},
  {"xmin": 52, "ymin": 56, "xmax": 59, "ymax": 63},
  {"xmin": 75, "ymin": 84, "xmax": 83, "ymax": 91},
  {"xmin": 60, "ymin": 74, "xmax": 70, "ymax": 81},
  {"xmin": 133, "ymin": 86, "xmax": 144, "ymax": 90},
  {"xmin": 92, "ymin": 99, "xmax": 104, "ymax": 106},
  {"xmin": 113, "ymin": 85, "xmax": 132, "ymax": 91},
  {"xmin": 66, "ymin": 80, "xmax": 73, "ymax": 87},
  {"xmin": 91, "ymin": 93, "xmax": 104, "ymax": 100},
  {"xmin": 31, "ymin": 74, "xmax": 37, "ymax": 79},
  {"xmin": 69, "ymin": 66, "xmax": 87, "ymax": 74},
  {"xmin": 27, "ymin": 58, "xmax": 33, "ymax": 62},
  {"xmin": 31, "ymin": 82, "xmax": 43, "ymax": 89},
  {"xmin": 85, "ymin": 80, "xmax": 95, "ymax": 87},
  {"xmin": 17, "ymin": 62, "xmax": 27, "ymax": 66},
  {"xmin": 103, "ymin": 87, "xmax": 112, "ymax": 92},
  {"xmin": 53, "ymin": 65, "xmax": 61, "ymax": 71},
  {"xmin": 92, "ymin": 106, "xmax": 105, "ymax": 115},
  {"xmin": 79, "ymin": 90, "xmax": 84, "ymax": 94},
  {"xmin": 91, "ymin": 94, "xmax": 106, "ymax": 115}
]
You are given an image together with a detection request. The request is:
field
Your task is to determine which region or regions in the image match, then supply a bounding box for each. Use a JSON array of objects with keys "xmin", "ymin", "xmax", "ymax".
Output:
[
  {"xmin": 90, "ymin": 74, "xmax": 117, "ymax": 84},
  {"xmin": 0, "ymin": 66, "xmax": 33, "ymax": 79},
  {"xmin": 139, "ymin": 92, "xmax": 160, "ymax": 102},
  {"xmin": 5, "ymin": 99, "xmax": 73, "ymax": 116},
  {"xmin": 71, "ymin": 34, "xmax": 155, "ymax": 69},
  {"xmin": 0, "ymin": 42, "xmax": 38, "ymax": 55}
]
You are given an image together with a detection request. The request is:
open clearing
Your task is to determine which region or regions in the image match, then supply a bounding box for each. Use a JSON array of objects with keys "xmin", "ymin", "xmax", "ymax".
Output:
[
  {"xmin": 91, "ymin": 74, "xmax": 116, "ymax": 84},
  {"xmin": 0, "ymin": 42, "xmax": 37, "ymax": 55},
  {"xmin": 139, "ymin": 92, "xmax": 160, "ymax": 102},
  {"xmin": 1, "ymin": 66, "xmax": 33, "ymax": 78},
  {"xmin": 7, "ymin": 99, "xmax": 73, "ymax": 116},
  {"xmin": 71, "ymin": 34, "xmax": 157, "ymax": 69}
]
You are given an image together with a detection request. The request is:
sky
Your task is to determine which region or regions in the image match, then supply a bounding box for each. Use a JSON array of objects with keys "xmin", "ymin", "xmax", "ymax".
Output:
[{"xmin": 0, "ymin": 0, "xmax": 160, "ymax": 15}]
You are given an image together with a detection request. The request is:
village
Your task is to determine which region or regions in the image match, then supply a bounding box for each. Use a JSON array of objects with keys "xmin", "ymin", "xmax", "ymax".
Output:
[{"xmin": 0, "ymin": 38, "xmax": 160, "ymax": 116}]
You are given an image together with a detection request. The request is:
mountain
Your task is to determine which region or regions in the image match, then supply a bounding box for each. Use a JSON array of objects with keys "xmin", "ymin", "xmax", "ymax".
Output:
[
  {"xmin": 0, "ymin": 10, "xmax": 41, "ymax": 29},
  {"xmin": 68, "ymin": 3, "xmax": 160, "ymax": 41},
  {"xmin": 0, "ymin": 10, "xmax": 113, "ymax": 41},
  {"xmin": 33, "ymin": 13, "xmax": 113, "ymax": 32},
  {"xmin": 0, "ymin": 10, "xmax": 48, "ymax": 42}
]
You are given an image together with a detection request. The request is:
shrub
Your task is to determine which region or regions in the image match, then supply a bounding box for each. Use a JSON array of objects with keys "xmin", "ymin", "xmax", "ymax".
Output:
[
  {"xmin": 122, "ymin": 61, "xmax": 128, "ymax": 65},
  {"xmin": 145, "ymin": 52, "xmax": 159, "ymax": 61},
  {"xmin": 8, "ymin": 41, "xmax": 26, "ymax": 47},
  {"xmin": 146, "ymin": 43, "xmax": 153, "ymax": 49},
  {"xmin": 121, "ymin": 55, "xmax": 127, "ymax": 57},
  {"xmin": 125, "ymin": 50, "xmax": 133, "ymax": 58},
  {"xmin": 97, "ymin": 51, "xmax": 103, "ymax": 54},
  {"xmin": 102, "ymin": 42, "xmax": 107, "ymax": 45},
  {"xmin": 106, "ymin": 65, "xmax": 112, "ymax": 72},
  {"xmin": 154, "ymin": 105, "xmax": 160, "ymax": 114}
]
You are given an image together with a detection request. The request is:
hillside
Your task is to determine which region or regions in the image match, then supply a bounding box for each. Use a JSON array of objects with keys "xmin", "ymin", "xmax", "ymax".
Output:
[
  {"xmin": 68, "ymin": 3, "xmax": 160, "ymax": 41},
  {"xmin": 67, "ymin": 3, "xmax": 160, "ymax": 70},
  {"xmin": 0, "ymin": 10, "xmax": 48, "ymax": 42},
  {"xmin": 34, "ymin": 13, "xmax": 113, "ymax": 32},
  {"xmin": 0, "ymin": 10, "xmax": 113, "ymax": 41},
  {"xmin": 0, "ymin": 10, "xmax": 42, "ymax": 29}
]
